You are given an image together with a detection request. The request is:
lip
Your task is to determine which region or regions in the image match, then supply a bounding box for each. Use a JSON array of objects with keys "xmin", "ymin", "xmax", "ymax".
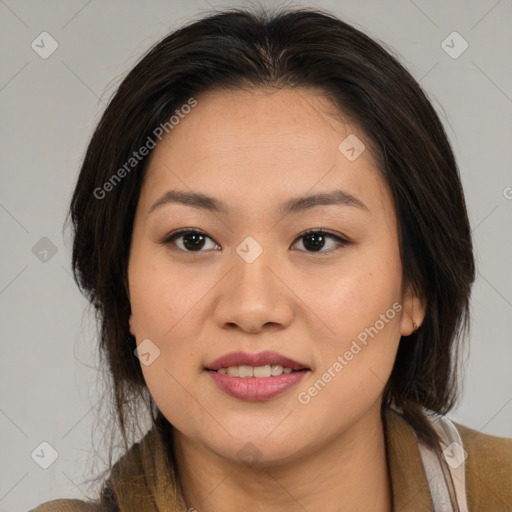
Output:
[
  {"xmin": 205, "ymin": 350, "xmax": 311, "ymax": 401},
  {"xmin": 207, "ymin": 370, "xmax": 309, "ymax": 401},
  {"xmin": 205, "ymin": 350, "xmax": 309, "ymax": 371}
]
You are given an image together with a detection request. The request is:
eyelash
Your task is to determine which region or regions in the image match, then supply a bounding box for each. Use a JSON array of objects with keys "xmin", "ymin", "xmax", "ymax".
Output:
[{"xmin": 160, "ymin": 228, "xmax": 350, "ymax": 255}]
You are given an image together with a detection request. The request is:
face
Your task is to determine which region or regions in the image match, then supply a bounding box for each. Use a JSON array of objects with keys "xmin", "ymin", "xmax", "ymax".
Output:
[{"xmin": 128, "ymin": 87, "xmax": 423, "ymax": 466}]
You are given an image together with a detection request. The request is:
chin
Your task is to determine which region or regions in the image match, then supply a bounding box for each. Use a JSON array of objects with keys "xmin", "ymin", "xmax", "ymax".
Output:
[{"xmin": 206, "ymin": 431, "xmax": 308, "ymax": 468}]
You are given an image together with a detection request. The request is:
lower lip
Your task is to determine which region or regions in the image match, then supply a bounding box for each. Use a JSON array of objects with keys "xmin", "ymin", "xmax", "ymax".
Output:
[{"xmin": 207, "ymin": 370, "xmax": 309, "ymax": 401}]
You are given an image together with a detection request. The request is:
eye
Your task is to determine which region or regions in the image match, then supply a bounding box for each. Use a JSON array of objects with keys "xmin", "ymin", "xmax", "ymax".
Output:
[
  {"xmin": 161, "ymin": 228, "xmax": 349, "ymax": 254},
  {"xmin": 292, "ymin": 229, "xmax": 349, "ymax": 254},
  {"xmin": 161, "ymin": 229, "xmax": 219, "ymax": 253}
]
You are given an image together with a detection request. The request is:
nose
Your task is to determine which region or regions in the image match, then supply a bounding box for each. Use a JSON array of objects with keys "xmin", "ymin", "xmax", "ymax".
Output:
[{"xmin": 212, "ymin": 246, "xmax": 294, "ymax": 334}]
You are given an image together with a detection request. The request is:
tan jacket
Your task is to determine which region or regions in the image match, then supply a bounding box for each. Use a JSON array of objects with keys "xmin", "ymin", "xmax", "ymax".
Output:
[{"xmin": 30, "ymin": 408, "xmax": 512, "ymax": 511}]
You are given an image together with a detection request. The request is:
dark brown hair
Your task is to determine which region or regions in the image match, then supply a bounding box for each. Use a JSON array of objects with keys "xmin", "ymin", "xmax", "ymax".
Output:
[{"xmin": 69, "ymin": 3, "xmax": 475, "ymax": 501}]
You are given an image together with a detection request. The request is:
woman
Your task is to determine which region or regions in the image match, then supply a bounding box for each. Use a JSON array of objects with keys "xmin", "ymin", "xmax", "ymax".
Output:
[{"xmin": 32, "ymin": 5, "xmax": 512, "ymax": 512}]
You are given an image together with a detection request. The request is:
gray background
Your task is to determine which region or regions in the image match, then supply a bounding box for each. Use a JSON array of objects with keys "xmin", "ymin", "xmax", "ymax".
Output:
[{"xmin": 0, "ymin": 0, "xmax": 511, "ymax": 510}]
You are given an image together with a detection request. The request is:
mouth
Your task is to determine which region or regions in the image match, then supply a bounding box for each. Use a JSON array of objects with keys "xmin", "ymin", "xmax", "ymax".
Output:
[
  {"xmin": 205, "ymin": 350, "xmax": 310, "ymax": 372},
  {"xmin": 205, "ymin": 351, "xmax": 311, "ymax": 401},
  {"xmin": 211, "ymin": 364, "xmax": 302, "ymax": 378}
]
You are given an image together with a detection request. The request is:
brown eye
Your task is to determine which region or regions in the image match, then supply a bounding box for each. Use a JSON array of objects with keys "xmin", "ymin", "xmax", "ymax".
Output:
[
  {"xmin": 161, "ymin": 228, "xmax": 349, "ymax": 255},
  {"xmin": 162, "ymin": 229, "xmax": 219, "ymax": 252},
  {"xmin": 292, "ymin": 230, "xmax": 349, "ymax": 253}
]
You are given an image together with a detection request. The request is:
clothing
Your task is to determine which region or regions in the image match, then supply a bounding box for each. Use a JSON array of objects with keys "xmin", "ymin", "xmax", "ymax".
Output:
[
  {"xmin": 30, "ymin": 407, "xmax": 512, "ymax": 512},
  {"xmin": 385, "ymin": 406, "xmax": 512, "ymax": 511}
]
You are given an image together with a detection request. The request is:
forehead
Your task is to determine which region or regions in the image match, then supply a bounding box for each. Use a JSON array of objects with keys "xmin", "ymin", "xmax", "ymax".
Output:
[
  {"xmin": 140, "ymin": 87, "xmax": 390, "ymax": 216},
  {"xmin": 153, "ymin": 87, "xmax": 357, "ymax": 160}
]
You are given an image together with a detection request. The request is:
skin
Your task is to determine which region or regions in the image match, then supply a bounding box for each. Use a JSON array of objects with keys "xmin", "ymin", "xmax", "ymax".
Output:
[{"xmin": 128, "ymin": 87, "xmax": 425, "ymax": 512}]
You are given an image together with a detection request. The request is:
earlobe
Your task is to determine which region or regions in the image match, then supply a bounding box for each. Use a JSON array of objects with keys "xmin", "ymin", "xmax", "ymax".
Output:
[{"xmin": 400, "ymin": 289, "xmax": 426, "ymax": 336}]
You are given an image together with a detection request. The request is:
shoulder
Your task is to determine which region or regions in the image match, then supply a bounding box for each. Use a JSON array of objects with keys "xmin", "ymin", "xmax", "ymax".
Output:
[
  {"xmin": 29, "ymin": 498, "xmax": 104, "ymax": 512},
  {"xmin": 454, "ymin": 421, "xmax": 512, "ymax": 510}
]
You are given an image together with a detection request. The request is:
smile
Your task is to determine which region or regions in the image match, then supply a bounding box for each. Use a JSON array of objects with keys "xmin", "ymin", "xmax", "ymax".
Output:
[
  {"xmin": 216, "ymin": 364, "xmax": 295, "ymax": 377},
  {"xmin": 205, "ymin": 350, "xmax": 311, "ymax": 401}
]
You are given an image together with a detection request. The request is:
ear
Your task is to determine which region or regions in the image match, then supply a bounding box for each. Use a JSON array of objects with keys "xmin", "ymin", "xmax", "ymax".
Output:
[{"xmin": 400, "ymin": 285, "xmax": 426, "ymax": 336}]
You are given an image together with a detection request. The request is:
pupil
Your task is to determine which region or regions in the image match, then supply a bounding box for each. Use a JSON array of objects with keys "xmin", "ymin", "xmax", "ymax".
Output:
[
  {"xmin": 304, "ymin": 233, "xmax": 325, "ymax": 252},
  {"xmin": 184, "ymin": 233, "xmax": 205, "ymax": 251}
]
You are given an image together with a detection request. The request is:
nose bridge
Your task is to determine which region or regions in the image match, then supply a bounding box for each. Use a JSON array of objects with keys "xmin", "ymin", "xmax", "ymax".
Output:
[
  {"xmin": 213, "ymin": 236, "xmax": 293, "ymax": 331},
  {"xmin": 232, "ymin": 237, "xmax": 280, "ymax": 303}
]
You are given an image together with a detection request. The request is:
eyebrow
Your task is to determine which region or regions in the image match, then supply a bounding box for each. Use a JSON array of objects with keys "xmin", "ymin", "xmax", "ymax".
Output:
[{"xmin": 148, "ymin": 188, "xmax": 368, "ymax": 216}]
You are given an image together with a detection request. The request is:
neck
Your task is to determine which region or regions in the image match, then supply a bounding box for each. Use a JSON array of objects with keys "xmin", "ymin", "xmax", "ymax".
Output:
[{"xmin": 173, "ymin": 402, "xmax": 393, "ymax": 512}]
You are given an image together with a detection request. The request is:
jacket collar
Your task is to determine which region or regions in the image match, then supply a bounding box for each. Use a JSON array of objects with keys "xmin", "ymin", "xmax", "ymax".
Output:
[{"xmin": 384, "ymin": 407, "xmax": 434, "ymax": 511}]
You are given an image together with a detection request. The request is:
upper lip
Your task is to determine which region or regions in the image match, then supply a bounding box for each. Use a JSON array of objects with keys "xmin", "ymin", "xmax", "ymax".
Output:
[{"xmin": 206, "ymin": 351, "xmax": 310, "ymax": 371}]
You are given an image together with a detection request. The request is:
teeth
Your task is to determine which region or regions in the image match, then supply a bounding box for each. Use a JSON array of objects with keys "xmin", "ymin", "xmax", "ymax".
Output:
[
  {"xmin": 217, "ymin": 365, "xmax": 296, "ymax": 377},
  {"xmin": 227, "ymin": 366, "xmax": 239, "ymax": 377},
  {"xmin": 271, "ymin": 364, "xmax": 284, "ymax": 376},
  {"xmin": 239, "ymin": 365, "xmax": 254, "ymax": 378}
]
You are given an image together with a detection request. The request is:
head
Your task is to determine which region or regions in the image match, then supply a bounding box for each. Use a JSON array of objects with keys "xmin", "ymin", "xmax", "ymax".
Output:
[{"xmin": 70, "ymin": 5, "xmax": 475, "ymax": 474}]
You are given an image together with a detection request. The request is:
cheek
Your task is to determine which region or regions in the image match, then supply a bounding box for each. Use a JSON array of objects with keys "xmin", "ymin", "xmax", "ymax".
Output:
[
  {"xmin": 128, "ymin": 243, "xmax": 209, "ymax": 342},
  {"xmin": 311, "ymin": 239, "xmax": 403, "ymax": 344},
  {"xmin": 128, "ymin": 247, "xmax": 217, "ymax": 406},
  {"xmin": 302, "ymin": 238, "xmax": 403, "ymax": 397},
  {"xmin": 294, "ymin": 278, "xmax": 402, "ymax": 437},
  {"xmin": 128, "ymin": 251, "xmax": 211, "ymax": 434}
]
